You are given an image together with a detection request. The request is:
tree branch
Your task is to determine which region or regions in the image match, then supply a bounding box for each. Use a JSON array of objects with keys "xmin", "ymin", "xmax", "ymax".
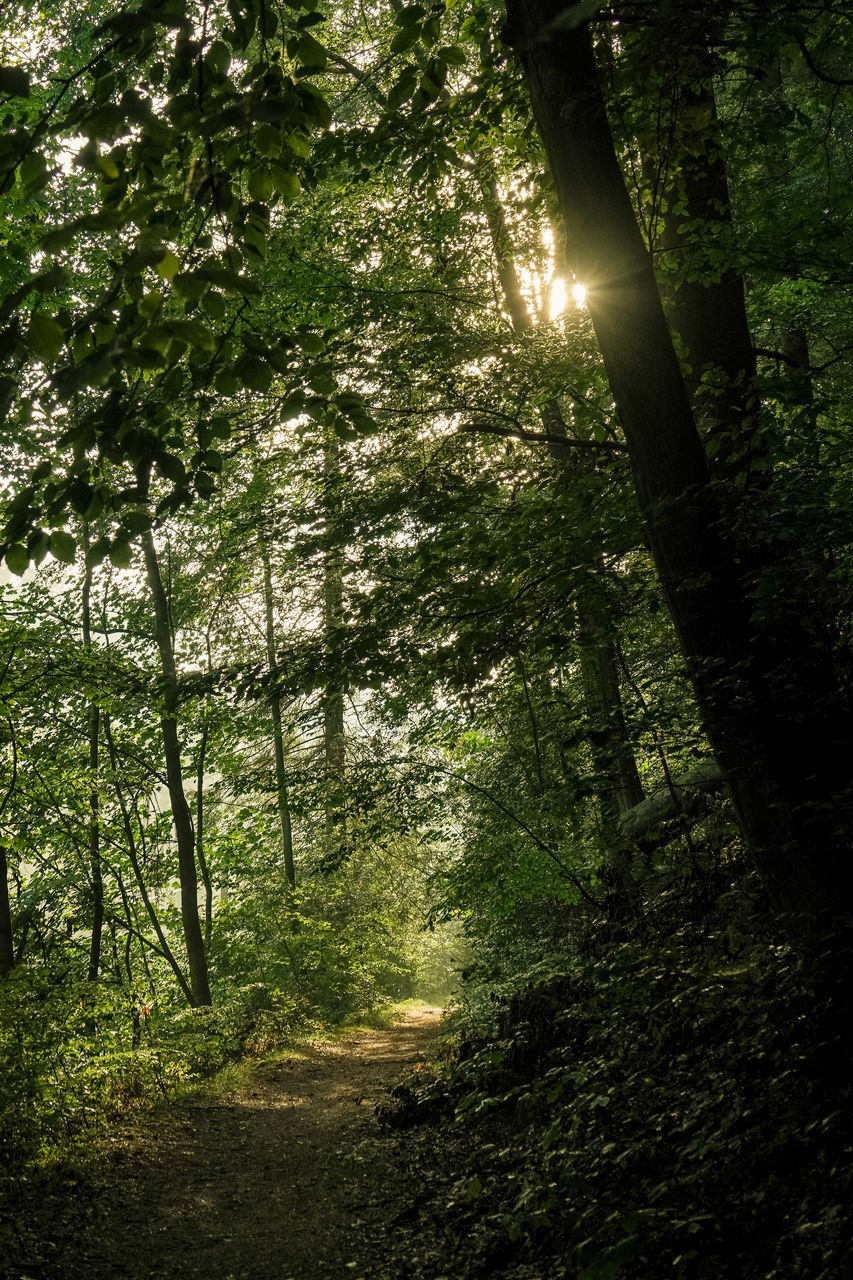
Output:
[
  {"xmin": 460, "ymin": 422, "xmax": 627, "ymax": 453},
  {"xmin": 796, "ymin": 38, "xmax": 853, "ymax": 87}
]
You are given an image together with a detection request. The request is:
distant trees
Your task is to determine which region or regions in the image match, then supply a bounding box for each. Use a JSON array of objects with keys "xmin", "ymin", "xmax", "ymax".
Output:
[{"xmin": 0, "ymin": 0, "xmax": 851, "ymax": 1028}]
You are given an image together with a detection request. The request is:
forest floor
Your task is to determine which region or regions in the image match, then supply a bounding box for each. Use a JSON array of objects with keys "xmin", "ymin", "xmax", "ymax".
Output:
[{"xmin": 0, "ymin": 1005, "xmax": 446, "ymax": 1280}]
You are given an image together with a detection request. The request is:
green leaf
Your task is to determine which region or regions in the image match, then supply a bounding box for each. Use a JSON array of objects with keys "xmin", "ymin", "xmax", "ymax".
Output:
[
  {"xmin": 421, "ymin": 16, "xmax": 440, "ymax": 46},
  {"xmin": 138, "ymin": 291, "xmax": 163, "ymax": 318},
  {"xmin": 437, "ymin": 45, "xmax": 466, "ymax": 67},
  {"xmin": 156, "ymin": 250, "xmax": 181, "ymax": 282},
  {"xmin": 388, "ymin": 67, "xmax": 418, "ymax": 109},
  {"xmin": 206, "ymin": 40, "xmax": 231, "ymax": 74},
  {"xmin": 108, "ymin": 540, "xmax": 133, "ymax": 569},
  {"xmin": 294, "ymin": 331, "xmax": 325, "ymax": 354},
  {"xmin": 247, "ymin": 167, "xmax": 274, "ymax": 202},
  {"xmin": 273, "ymin": 167, "xmax": 301, "ymax": 202},
  {"xmin": 234, "ymin": 354, "xmax": 273, "ymax": 393},
  {"xmin": 27, "ymin": 313, "xmax": 65, "ymax": 361},
  {"xmin": 85, "ymin": 536, "xmax": 110, "ymax": 569},
  {"xmin": 84, "ymin": 488, "xmax": 105, "ymax": 521},
  {"xmin": 0, "ymin": 66, "xmax": 30, "ymax": 97},
  {"xmin": 120, "ymin": 510, "xmax": 152, "ymax": 535},
  {"xmin": 201, "ymin": 289, "xmax": 226, "ymax": 318},
  {"xmin": 395, "ymin": 4, "xmax": 425, "ymax": 25},
  {"xmin": 69, "ymin": 478, "xmax": 94, "ymax": 514},
  {"xmin": 48, "ymin": 530, "xmax": 76, "ymax": 564},
  {"xmin": 96, "ymin": 153, "xmax": 120, "ymax": 180},
  {"xmin": 28, "ymin": 532, "xmax": 49, "ymax": 566},
  {"xmin": 197, "ymin": 266, "xmax": 261, "ymax": 297},
  {"xmin": 391, "ymin": 28, "xmax": 419, "ymax": 53},
  {"xmin": 335, "ymin": 391, "xmax": 365, "ymax": 411},
  {"xmin": 298, "ymin": 83, "xmax": 332, "ymax": 128},
  {"xmin": 4, "ymin": 544, "xmax": 29, "ymax": 576},
  {"xmin": 173, "ymin": 272, "xmax": 207, "ymax": 301},
  {"xmin": 297, "ymin": 33, "xmax": 327, "ymax": 69},
  {"xmin": 156, "ymin": 453, "xmax": 187, "ymax": 484},
  {"xmin": 284, "ymin": 131, "xmax": 311, "ymax": 159},
  {"xmin": 209, "ymin": 416, "xmax": 232, "ymax": 439},
  {"xmin": 280, "ymin": 389, "xmax": 305, "ymax": 418}
]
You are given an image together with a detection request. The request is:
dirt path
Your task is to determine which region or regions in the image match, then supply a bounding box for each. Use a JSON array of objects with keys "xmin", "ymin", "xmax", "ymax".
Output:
[{"xmin": 3, "ymin": 1006, "xmax": 445, "ymax": 1280}]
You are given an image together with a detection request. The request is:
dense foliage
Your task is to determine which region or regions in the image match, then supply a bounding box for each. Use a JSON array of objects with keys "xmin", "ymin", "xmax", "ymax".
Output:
[
  {"xmin": 381, "ymin": 870, "xmax": 853, "ymax": 1279},
  {"xmin": 1, "ymin": 0, "xmax": 852, "ymax": 1271}
]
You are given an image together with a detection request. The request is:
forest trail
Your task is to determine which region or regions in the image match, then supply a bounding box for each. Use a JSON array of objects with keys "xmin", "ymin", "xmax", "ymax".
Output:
[{"xmin": 3, "ymin": 1006, "xmax": 444, "ymax": 1280}]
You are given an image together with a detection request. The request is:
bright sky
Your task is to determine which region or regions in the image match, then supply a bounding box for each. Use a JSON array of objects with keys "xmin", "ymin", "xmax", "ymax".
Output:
[{"xmin": 549, "ymin": 278, "xmax": 586, "ymax": 319}]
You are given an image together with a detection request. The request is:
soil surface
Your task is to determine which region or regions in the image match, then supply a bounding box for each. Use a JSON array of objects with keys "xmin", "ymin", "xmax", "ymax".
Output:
[{"xmin": 1, "ymin": 1006, "xmax": 445, "ymax": 1280}]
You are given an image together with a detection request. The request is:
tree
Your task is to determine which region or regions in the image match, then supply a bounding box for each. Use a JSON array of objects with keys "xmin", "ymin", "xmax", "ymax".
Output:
[
  {"xmin": 503, "ymin": 0, "xmax": 853, "ymax": 921},
  {"xmin": 141, "ymin": 521, "xmax": 211, "ymax": 1006}
]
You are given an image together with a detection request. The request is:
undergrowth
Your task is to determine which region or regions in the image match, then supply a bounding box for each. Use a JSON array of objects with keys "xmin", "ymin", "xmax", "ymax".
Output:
[
  {"xmin": 380, "ymin": 866, "xmax": 853, "ymax": 1280},
  {"xmin": 0, "ymin": 975, "xmax": 319, "ymax": 1176}
]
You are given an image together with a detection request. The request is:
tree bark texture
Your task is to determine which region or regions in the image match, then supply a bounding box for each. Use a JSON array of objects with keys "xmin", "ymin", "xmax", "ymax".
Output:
[
  {"xmin": 142, "ymin": 528, "xmax": 211, "ymax": 1006},
  {"xmin": 503, "ymin": 0, "xmax": 853, "ymax": 920},
  {"xmin": 0, "ymin": 842, "xmax": 13, "ymax": 976},
  {"xmin": 322, "ymin": 433, "xmax": 347, "ymax": 864},
  {"xmin": 261, "ymin": 542, "xmax": 297, "ymax": 890},
  {"xmin": 103, "ymin": 715, "xmax": 195, "ymax": 1005},
  {"xmin": 650, "ymin": 64, "xmax": 759, "ymax": 482},
  {"xmin": 81, "ymin": 535, "xmax": 104, "ymax": 984}
]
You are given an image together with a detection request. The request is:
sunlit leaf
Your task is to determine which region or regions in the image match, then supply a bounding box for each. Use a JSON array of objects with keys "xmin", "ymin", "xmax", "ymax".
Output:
[{"xmin": 156, "ymin": 250, "xmax": 181, "ymax": 282}]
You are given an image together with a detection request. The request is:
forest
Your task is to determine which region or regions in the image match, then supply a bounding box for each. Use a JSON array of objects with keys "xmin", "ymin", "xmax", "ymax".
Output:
[{"xmin": 0, "ymin": 0, "xmax": 852, "ymax": 1276}]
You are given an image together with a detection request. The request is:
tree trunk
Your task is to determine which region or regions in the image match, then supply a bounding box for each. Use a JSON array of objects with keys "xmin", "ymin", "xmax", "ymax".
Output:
[
  {"xmin": 480, "ymin": 170, "xmax": 532, "ymax": 331},
  {"xmin": 0, "ymin": 842, "xmax": 13, "ymax": 977},
  {"xmin": 260, "ymin": 541, "xmax": 297, "ymax": 891},
  {"xmin": 103, "ymin": 715, "xmax": 195, "ymax": 1005},
  {"xmin": 195, "ymin": 707, "xmax": 214, "ymax": 954},
  {"xmin": 645, "ymin": 49, "xmax": 758, "ymax": 474},
  {"xmin": 81, "ymin": 529, "xmax": 103, "ymax": 983},
  {"xmin": 503, "ymin": 0, "xmax": 853, "ymax": 920},
  {"xmin": 141, "ymin": 528, "xmax": 211, "ymax": 1006},
  {"xmin": 195, "ymin": 623, "xmax": 220, "ymax": 954},
  {"xmin": 322, "ymin": 431, "xmax": 347, "ymax": 865}
]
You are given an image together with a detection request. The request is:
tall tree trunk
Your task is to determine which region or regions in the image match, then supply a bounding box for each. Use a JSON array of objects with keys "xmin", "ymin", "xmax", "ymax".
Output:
[
  {"xmin": 503, "ymin": 0, "xmax": 853, "ymax": 920},
  {"xmin": 103, "ymin": 715, "xmax": 195, "ymax": 1005},
  {"xmin": 196, "ymin": 622, "xmax": 221, "ymax": 954},
  {"xmin": 322, "ymin": 432, "xmax": 347, "ymax": 865},
  {"xmin": 646, "ymin": 50, "xmax": 758, "ymax": 473},
  {"xmin": 81, "ymin": 528, "xmax": 103, "ymax": 983},
  {"xmin": 141, "ymin": 528, "xmax": 211, "ymax": 1006},
  {"xmin": 0, "ymin": 718, "xmax": 18, "ymax": 976},
  {"xmin": 260, "ymin": 541, "xmax": 297, "ymax": 890},
  {"xmin": 480, "ymin": 171, "xmax": 532, "ymax": 331},
  {"xmin": 195, "ymin": 703, "xmax": 214, "ymax": 954},
  {"xmin": 0, "ymin": 842, "xmax": 13, "ymax": 977}
]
